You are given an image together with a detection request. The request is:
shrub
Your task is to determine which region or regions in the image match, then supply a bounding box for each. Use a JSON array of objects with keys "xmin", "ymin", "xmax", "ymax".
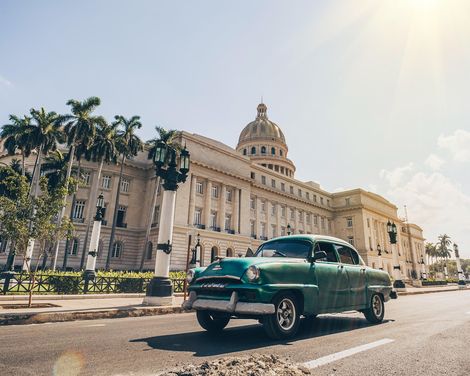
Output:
[{"xmin": 48, "ymin": 275, "xmax": 81, "ymax": 294}]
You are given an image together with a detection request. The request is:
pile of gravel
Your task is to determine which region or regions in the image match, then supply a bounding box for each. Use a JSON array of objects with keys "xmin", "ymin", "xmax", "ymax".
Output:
[{"xmin": 162, "ymin": 354, "xmax": 311, "ymax": 376}]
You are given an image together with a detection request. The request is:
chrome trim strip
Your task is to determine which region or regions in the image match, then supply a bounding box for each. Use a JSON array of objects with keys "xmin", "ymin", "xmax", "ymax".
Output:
[{"xmin": 195, "ymin": 275, "xmax": 241, "ymax": 282}]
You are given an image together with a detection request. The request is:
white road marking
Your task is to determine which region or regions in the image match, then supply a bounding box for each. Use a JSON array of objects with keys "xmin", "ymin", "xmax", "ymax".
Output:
[
  {"xmin": 83, "ymin": 324, "xmax": 106, "ymax": 327},
  {"xmin": 303, "ymin": 338, "xmax": 395, "ymax": 369}
]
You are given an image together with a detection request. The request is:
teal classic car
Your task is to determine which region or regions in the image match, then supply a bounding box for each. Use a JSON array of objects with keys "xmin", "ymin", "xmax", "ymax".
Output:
[{"xmin": 182, "ymin": 235, "xmax": 397, "ymax": 339}]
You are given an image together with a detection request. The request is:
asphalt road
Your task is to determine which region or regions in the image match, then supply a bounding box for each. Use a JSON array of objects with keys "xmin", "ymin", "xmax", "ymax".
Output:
[{"xmin": 1, "ymin": 290, "xmax": 469, "ymax": 376}]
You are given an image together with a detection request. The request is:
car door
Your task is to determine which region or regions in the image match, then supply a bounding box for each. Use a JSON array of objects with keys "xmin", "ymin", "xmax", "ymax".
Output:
[
  {"xmin": 314, "ymin": 241, "xmax": 349, "ymax": 311},
  {"xmin": 334, "ymin": 244, "xmax": 367, "ymax": 309}
]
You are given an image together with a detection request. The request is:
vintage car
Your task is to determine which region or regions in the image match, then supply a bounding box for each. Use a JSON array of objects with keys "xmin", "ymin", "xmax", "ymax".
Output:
[{"xmin": 182, "ymin": 235, "xmax": 397, "ymax": 339}]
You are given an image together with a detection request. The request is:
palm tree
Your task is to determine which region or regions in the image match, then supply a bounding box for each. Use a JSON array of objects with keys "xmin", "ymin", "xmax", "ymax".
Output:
[
  {"xmin": 79, "ymin": 120, "xmax": 118, "ymax": 269},
  {"xmin": 51, "ymin": 97, "xmax": 103, "ymax": 270},
  {"xmin": 139, "ymin": 126, "xmax": 179, "ymax": 271},
  {"xmin": 425, "ymin": 242, "xmax": 436, "ymax": 266},
  {"xmin": 105, "ymin": 115, "xmax": 143, "ymax": 270},
  {"xmin": 1, "ymin": 114, "xmax": 33, "ymax": 176},
  {"xmin": 436, "ymin": 234, "xmax": 452, "ymax": 277}
]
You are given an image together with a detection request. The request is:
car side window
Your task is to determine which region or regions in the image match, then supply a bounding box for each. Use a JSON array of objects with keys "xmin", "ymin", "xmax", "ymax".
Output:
[
  {"xmin": 335, "ymin": 244, "xmax": 356, "ymax": 265},
  {"xmin": 317, "ymin": 242, "xmax": 338, "ymax": 263}
]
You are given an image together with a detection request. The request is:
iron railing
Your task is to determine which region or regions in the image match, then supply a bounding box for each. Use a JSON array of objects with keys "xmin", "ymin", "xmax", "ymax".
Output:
[{"xmin": 0, "ymin": 272, "xmax": 186, "ymax": 295}]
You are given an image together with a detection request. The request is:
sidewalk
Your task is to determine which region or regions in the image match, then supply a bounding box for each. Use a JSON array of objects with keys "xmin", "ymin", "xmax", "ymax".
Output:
[{"xmin": 0, "ymin": 285, "xmax": 467, "ymax": 326}]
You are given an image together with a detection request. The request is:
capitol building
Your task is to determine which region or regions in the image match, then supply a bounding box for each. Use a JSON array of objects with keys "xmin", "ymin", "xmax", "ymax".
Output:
[{"xmin": 0, "ymin": 103, "xmax": 426, "ymax": 281}]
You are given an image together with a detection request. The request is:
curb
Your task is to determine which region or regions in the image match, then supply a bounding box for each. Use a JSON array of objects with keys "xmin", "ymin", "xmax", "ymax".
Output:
[
  {"xmin": 0, "ymin": 292, "xmax": 184, "ymax": 301},
  {"xmin": 398, "ymin": 287, "xmax": 467, "ymax": 296},
  {"xmin": 0, "ymin": 305, "xmax": 189, "ymax": 326}
]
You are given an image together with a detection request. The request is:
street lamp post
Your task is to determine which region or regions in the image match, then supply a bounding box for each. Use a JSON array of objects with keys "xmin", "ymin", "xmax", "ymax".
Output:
[
  {"xmin": 377, "ymin": 244, "xmax": 383, "ymax": 270},
  {"xmin": 387, "ymin": 220, "xmax": 405, "ymax": 289},
  {"xmin": 189, "ymin": 233, "xmax": 201, "ymax": 268},
  {"xmin": 420, "ymin": 256, "xmax": 427, "ymax": 280},
  {"xmin": 83, "ymin": 193, "xmax": 104, "ymax": 289},
  {"xmin": 143, "ymin": 142, "xmax": 190, "ymax": 306},
  {"xmin": 454, "ymin": 243, "xmax": 466, "ymax": 289},
  {"xmin": 287, "ymin": 224, "xmax": 292, "ymax": 236}
]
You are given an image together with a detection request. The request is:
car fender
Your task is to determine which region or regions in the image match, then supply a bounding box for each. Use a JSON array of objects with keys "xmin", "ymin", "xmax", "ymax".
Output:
[{"xmin": 263, "ymin": 283, "xmax": 319, "ymax": 314}]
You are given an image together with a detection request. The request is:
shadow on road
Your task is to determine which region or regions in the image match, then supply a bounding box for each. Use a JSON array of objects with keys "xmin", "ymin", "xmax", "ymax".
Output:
[{"xmin": 130, "ymin": 315, "xmax": 391, "ymax": 357}]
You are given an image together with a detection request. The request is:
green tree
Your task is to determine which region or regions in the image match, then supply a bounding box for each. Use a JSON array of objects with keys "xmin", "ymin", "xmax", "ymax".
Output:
[
  {"xmin": 79, "ymin": 120, "xmax": 118, "ymax": 268},
  {"xmin": 139, "ymin": 126, "xmax": 179, "ymax": 270},
  {"xmin": 51, "ymin": 97, "xmax": 104, "ymax": 270},
  {"xmin": 106, "ymin": 115, "xmax": 143, "ymax": 270}
]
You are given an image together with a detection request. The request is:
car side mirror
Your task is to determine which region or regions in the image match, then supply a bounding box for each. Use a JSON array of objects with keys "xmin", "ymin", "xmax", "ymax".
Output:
[{"xmin": 313, "ymin": 251, "xmax": 327, "ymax": 262}]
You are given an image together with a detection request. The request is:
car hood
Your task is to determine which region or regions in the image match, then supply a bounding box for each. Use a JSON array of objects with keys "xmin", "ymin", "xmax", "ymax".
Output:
[{"xmin": 196, "ymin": 257, "xmax": 305, "ymax": 280}]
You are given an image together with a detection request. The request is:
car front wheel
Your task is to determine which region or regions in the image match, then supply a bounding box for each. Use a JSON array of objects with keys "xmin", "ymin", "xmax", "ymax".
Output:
[
  {"xmin": 363, "ymin": 293, "xmax": 384, "ymax": 324},
  {"xmin": 196, "ymin": 311, "xmax": 230, "ymax": 332},
  {"xmin": 263, "ymin": 293, "xmax": 301, "ymax": 339}
]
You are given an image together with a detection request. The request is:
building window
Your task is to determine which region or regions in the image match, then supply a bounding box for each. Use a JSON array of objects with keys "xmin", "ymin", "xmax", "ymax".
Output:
[
  {"xmin": 290, "ymin": 208, "xmax": 295, "ymax": 220},
  {"xmin": 146, "ymin": 241, "xmax": 153, "ymax": 260},
  {"xmin": 82, "ymin": 171, "xmax": 91, "ymax": 186},
  {"xmin": 102, "ymin": 175, "xmax": 111, "ymax": 189},
  {"xmin": 261, "ymin": 223, "xmax": 266, "ymax": 238},
  {"xmin": 313, "ymin": 195, "xmax": 317, "ymax": 202},
  {"xmin": 271, "ymin": 179, "xmax": 276, "ymax": 188},
  {"xmin": 306, "ymin": 192, "xmax": 310, "ymax": 200},
  {"xmin": 320, "ymin": 197, "xmax": 324, "ymax": 205},
  {"xmin": 347, "ymin": 217, "xmax": 353, "ymax": 228},
  {"xmin": 261, "ymin": 200, "xmax": 266, "ymax": 212},
  {"xmin": 225, "ymin": 214, "xmax": 231, "ymax": 230},
  {"xmin": 196, "ymin": 181, "xmax": 203, "ymax": 194},
  {"xmin": 271, "ymin": 204, "xmax": 276, "ymax": 216},
  {"xmin": 250, "ymin": 221, "xmax": 256, "ymax": 237},
  {"xmin": 261, "ymin": 176, "xmax": 266, "ymax": 185},
  {"xmin": 328, "ymin": 219, "xmax": 332, "ymax": 231},
  {"xmin": 194, "ymin": 208, "xmax": 202, "ymax": 225},
  {"xmin": 271, "ymin": 147, "xmax": 276, "ymax": 155},
  {"xmin": 281, "ymin": 182, "xmax": 285, "ymax": 192},
  {"xmin": 281, "ymin": 206, "xmax": 286, "ymax": 217},
  {"xmin": 314, "ymin": 214, "xmax": 318, "ymax": 226},
  {"xmin": 250, "ymin": 172, "xmax": 255, "ymax": 179},
  {"xmin": 117, "ymin": 205, "xmax": 127, "ymax": 227},
  {"xmin": 73, "ymin": 200, "xmax": 86, "ymax": 220},
  {"xmin": 243, "ymin": 149, "xmax": 247, "ymax": 156},
  {"xmin": 347, "ymin": 236, "xmax": 355, "ymax": 246},
  {"xmin": 369, "ymin": 236, "xmax": 373, "ymax": 250},
  {"xmin": 345, "ymin": 197, "xmax": 351, "ymax": 206},
  {"xmin": 327, "ymin": 199, "xmax": 330, "ymax": 206},
  {"xmin": 111, "ymin": 241, "xmax": 123, "ymax": 258},
  {"xmin": 69, "ymin": 238, "xmax": 79, "ymax": 255},
  {"xmin": 367, "ymin": 218, "xmax": 370, "ymax": 228},
  {"xmin": 226, "ymin": 189, "xmax": 232, "ymax": 202},
  {"xmin": 210, "ymin": 211, "xmax": 217, "ymax": 228},
  {"xmin": 298, "ymin": 189, "xmax": 302, "ymax": 197},
  {"xmin": 290, "ymin": 186, "xmax": 294, "ymax": 194},
  {"xmin": 298, "ymin": 211, "xmax": 303, "ymax": 222},
  {"xmin": 261, "ymin": 146, "xmax": 266, "ymax": 154},
  {"xmin": 321, "ymin": 217, "xmax": 325, "ymax": 229},
  {"xmin": 152, "ymin": 206, "xmax": 160, "ymax": 226},
  {"xmin": 120, "ymin": 178, "xmax": 130, "ymax": 193},
  {"xmin": 271, "ymin": 225, "xmax": 276, "ymax": 238},
  {"xmin": 251, "ymin": 146, "xmax": 256, "ymax": 155},
  {"xmin": 306, "ymin": 214, "xmax": 311, "ymax": 224},
  {"xmin": 211, "ymin": 185, "xmax": 218, "ymax": 198},
  {"xmin": 250, "ymin": 197, "xmax": 256, "ymax": 210}
]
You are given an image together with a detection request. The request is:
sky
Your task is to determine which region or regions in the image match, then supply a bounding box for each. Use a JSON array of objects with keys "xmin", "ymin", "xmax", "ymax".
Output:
[{"xmin": 1, "ymin": 0, "xmax": 469, "ymax": 257}]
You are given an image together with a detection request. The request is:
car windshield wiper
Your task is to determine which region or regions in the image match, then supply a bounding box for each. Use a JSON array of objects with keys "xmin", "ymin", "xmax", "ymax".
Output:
[{"xmin": 273, "ymin": 250, "xmax": 287, "ymax": 257}]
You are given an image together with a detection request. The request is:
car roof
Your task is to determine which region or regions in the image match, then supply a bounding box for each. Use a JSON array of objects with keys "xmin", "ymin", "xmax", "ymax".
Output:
[{"xmin": 264, "ymin": 234, "xmax": 357, "ymax": 250}]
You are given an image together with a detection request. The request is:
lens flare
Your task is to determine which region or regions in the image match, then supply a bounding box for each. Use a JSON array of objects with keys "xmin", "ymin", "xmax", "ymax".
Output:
[{"xmin": 53, "ymin": 351, "xmax": 85, "ymax": 376}]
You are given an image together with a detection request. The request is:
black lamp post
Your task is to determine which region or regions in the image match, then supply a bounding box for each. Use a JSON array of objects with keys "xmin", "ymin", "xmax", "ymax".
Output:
[
  {"xmin": 287, "ymin": 224, "xmax": 292, "ymax": 236},
  {"xmin": 144, "ymin": 142, "xmax": 190, "ymax": 306},
  {"xmin": 420, "ymin": 256, "xmax": 427, "ymax": 280},
  {"xmin": 377, "ymin": 244, "xmax": 383, "ymax": 270},
  {"xmin": 387, "ymin": 220, "xmax": 405, "ymax": 288}
]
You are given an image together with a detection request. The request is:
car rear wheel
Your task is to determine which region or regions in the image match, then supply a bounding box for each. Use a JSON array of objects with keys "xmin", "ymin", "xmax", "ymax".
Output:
[
  {"xmin": 196, "ymin": 311, "xmax": 230, "ymax": 332},
  {"xmin": 363, "ymin": 293, "xmax": 384, "ymax": 324},
  {"xmin": 263, "ymin": 293, "xmax": 301, "ymax": 339}
]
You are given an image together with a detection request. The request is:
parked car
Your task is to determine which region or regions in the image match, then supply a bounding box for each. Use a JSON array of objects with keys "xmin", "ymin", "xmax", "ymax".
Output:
[{"xmin": 182, "ymin": 235, "xmax": 397, "ymax": 339}]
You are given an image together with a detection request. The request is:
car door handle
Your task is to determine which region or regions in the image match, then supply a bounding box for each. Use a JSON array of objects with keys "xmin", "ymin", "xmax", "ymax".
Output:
[
  {"xmin": 338, "ymin": 265, "xmax": 344, "ymax": 269},
  {"xmin": 361, "ymin": 268, "xmax": 366, "ymax": 272}
]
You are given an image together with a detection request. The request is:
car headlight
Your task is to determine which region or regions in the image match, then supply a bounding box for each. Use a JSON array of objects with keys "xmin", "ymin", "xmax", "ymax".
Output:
[
  {"xmin": 186, "ymin": 269, "xmax": 195, "ymax": 284},
  {"xmin": 245, "ymin": 265, "xmax": 260, "ymax": 282}
]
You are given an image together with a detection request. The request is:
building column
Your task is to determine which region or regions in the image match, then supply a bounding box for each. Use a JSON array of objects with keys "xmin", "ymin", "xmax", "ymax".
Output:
[
  {"xmin": 188, "ymin": 174, "xmax": 197, "ymax": 226},
  {"xmin": 204, "ymin": 180, "xmax": 212, "ymax": 228},
  {"xmin": 276, "ymin": 203, "xmax": 282, "ymax": 237},
  {"xmin": 219, "ymin": 184, "xmax": 226, "ymax": 230},
  {"xmin": 233, "ymin": 188, "xmax": 239, "ymax": 233}
]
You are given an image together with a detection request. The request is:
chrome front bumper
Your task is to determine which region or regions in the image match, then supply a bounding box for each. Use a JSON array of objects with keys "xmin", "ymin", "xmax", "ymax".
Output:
[{"xmin": 182, "ymin": 291, "xmax": 275, "ymax": 315}]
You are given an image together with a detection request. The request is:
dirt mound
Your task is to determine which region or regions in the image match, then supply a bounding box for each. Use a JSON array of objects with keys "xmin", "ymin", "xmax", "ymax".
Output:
[{"xmin": 162, "ymin": 354, "xmax": 311, "ymax": 376}]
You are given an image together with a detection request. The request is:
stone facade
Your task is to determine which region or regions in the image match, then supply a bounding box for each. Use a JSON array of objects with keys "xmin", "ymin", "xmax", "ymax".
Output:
[{"xmin": 0, "ymin": 103, "xmax": 426, "ymax": 281}]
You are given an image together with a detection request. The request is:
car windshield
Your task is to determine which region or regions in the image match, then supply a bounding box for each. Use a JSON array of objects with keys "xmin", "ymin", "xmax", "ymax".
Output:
[{"xmin": 255, "ymin": 239, "xmax": 312, "ymax": 259}]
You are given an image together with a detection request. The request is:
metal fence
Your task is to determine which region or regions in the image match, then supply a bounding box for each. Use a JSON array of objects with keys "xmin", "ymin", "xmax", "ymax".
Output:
[{"xmin": 1, "ymin": 272, "xmax": 186, "ymax": 295}]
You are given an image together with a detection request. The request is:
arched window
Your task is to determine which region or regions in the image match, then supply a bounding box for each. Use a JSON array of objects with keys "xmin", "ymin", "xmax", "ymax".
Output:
[
  {"xmin": 112, "ymin": 241, "xmax": 123, "ymax": 258},
  {"xmin": 271, "ymin": 147, "xmax": 276, "ymax": 155},
  {"xmin": 261, "ymin": 146, "xmax": 266, "ymax": 154},
  {"xmin": 226, "ymin": 248, "xmax": 234, "ymax": 257},
  {"xmin": 243, "ymin": 149, "xmax": 247, "ymax": 156},
  {"xmin": 251, "ymin": 146, "xmax": 256, "ymax": 155},
  {"xmin": 69, "ymin": 238, "xmax": 79, "ymax": 255},
  {"xmin": 280, "ymin": 150, "xmax": 283, "ymax": 156},
  {"xmin": 211, "ymin": 246, "xmax": 219, "ymax": 263},
  {"xmin": 146, "ymin": 241, "xmax": 153, "ymax": 260}
]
